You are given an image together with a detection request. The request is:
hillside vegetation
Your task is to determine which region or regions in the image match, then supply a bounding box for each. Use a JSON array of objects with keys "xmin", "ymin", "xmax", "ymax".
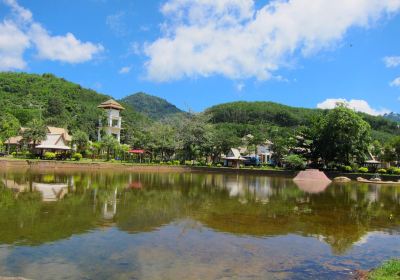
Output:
[
  {"xmin": 206, "ymin": 101, "xmax": 400, "ymax": 142},
  {"xmin": 121, "ymin": 92, "xmax": 184, "ymax": 120},
  {"xmin": 0, "ymin": 72, "xmax": 150, "ymax": 140}
]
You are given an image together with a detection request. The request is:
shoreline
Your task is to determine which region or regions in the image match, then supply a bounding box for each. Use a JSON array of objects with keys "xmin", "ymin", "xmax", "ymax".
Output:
[
  {"xmin": 0, "ymin": 158, "xmax": 296, "ymax": 176},
  {"xmin": 1, "ymin": 159, "xmax": 400, "ymax": 180}
]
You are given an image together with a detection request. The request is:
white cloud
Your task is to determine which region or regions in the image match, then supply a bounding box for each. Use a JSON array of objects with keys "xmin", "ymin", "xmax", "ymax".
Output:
[
  {"xmin": 0, "ymin": 0, "xmax": 104, "ymax": 70},
  {"xmin": 119, "ymin": 66, "xmax": 131, "ymax": 74},
  {"xmin": 0, "ymin": 20, "xmax": 30, "ymax": 70},
  {"xmin": 390, "ymin": 76, "xmax": 400, "ymax": 87},
  {"xmin": 144, "ymin": 0, "xmax": 400, "ymax": 82},
  {"xmin": 30, "ymin": 23, "xmax": 104, "ymax": 63},
  {"xmin": 383, "ymin": 56, "xmax": 400, "ymax": 67},
  {"xmin": 317, "ymin": 98, "xmax": 390, "ymax": 116}
]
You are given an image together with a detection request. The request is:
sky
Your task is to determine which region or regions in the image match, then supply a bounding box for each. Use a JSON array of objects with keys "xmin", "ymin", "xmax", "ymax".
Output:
[{"xmin": 1, "ymin": 0, "xmax": 400, "ymax": 114}]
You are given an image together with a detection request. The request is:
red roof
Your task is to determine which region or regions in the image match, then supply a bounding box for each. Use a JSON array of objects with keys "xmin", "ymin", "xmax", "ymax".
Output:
[{"xmin": 128, "ymin": 149, "xmax": 145, "ymax": 154}]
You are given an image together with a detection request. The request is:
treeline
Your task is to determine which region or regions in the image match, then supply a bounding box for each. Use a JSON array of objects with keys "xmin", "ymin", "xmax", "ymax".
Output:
[
  {"xmin": 206, "ymin": 101, "xmax": 399, "ymax": 142},
  {"xmin": 0, "ymin": 72, "xmax": 399, "ymax": 169}
]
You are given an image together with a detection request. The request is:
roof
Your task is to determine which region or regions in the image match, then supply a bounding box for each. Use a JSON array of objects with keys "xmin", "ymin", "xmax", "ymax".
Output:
[
  {"xmin": 98, "ymin": 99, "xmax": 125, "ymax": 110},
  {"xmin": 35, "ymin": 134, "xmax": 71, "ymax": 150},
  {"xmin": 5, "ymin": 136, "xmax": 23, "ymax": 145},
  {"xmin": 223, "ymin": 148, "xmax": 246, "ymax": 160},
  {"xmin": 129, "ymin": 149, "xmax": 145, "ymax": 154},
  {"xmin": 47, "ymin": 127, "xmax": 72, "ymax": 142}
]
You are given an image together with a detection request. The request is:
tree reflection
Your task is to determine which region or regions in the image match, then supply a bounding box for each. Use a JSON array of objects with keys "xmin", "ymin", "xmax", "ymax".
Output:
[{"xmin": 0, "ymin": 170, "xmax": 399, "ymax": 254}]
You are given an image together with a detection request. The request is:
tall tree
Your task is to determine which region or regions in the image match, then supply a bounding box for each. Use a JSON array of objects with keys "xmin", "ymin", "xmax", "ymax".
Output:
[
  {"xmin": 101, "ymin": 135, "xmax": 119, "ymax": 161},
  {"xmin": 314, "ymin": 104, "xmax": 371, "ymax": 165},
  {"xmin": 72, "ymin": 130, "xmax": 89, "ymax": 154}
]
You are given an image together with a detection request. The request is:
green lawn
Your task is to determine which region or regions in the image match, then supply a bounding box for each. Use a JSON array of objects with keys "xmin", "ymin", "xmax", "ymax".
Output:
[{"xmin": 369, "ymin": 259, "xmax": 400, "ymax": 280}]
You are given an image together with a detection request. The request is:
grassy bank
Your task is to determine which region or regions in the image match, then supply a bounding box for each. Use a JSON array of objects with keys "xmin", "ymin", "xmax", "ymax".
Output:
[{"xmin": 367, "ymin": 259, "xmax": 400, "ymax": 280}]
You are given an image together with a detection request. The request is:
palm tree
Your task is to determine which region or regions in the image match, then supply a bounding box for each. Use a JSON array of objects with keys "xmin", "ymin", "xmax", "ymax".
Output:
[{"xmin": 101, "ymin": 135, "xmax": 119, "ymax": 161}]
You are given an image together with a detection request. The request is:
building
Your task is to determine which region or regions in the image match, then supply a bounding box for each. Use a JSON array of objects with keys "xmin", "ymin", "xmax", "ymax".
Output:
[
  {"xmin": 257, "ymin": 140, "xmax": 274, "ymax": 164},
  {"xmin": 97, "ymin": 99, "xmax": 124, "ymax": 143},
  {"xmin": 238, "ymin": 136, "xmax": 274, "ymax": 164},
  {"xmin": 5, "ymin": 126, "xmax": 71, "ymax": 153},
  {"xmin": 223, "ymin": 148, "xmax": 246, "ymax": 168}
]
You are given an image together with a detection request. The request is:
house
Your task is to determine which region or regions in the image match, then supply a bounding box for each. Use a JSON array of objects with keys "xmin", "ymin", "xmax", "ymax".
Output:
[
  {"xmin": 223, "ymin": 148, "xmax": 246, "ymax": 168},
  {"xmin": 35, "ymin": 133, "xmax": 71, "ymax": 153},
  {"xmin": 238, "ymin": 137, "xmax": 274, "ymax": 164},
  {"xmin": 5, "ymin": 126, "xmax": 72, "ymax": 153}
]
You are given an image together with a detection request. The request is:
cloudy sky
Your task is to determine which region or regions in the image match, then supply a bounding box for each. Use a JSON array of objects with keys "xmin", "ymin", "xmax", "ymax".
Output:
[{"xmin": 1, "ymin": 0, "xmax": 400, "ymax": 114}]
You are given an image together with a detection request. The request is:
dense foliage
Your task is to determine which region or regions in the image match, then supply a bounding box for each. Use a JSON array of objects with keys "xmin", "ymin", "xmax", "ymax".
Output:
[
  {"xmin": 121, "ymin": 92, "xmax": 185, "ymax": 120},
  {"xmin": 0, "ymin": 72, "xmax": 150, "ymax": 141},
  {"xmin": 206, "ymin": 101, "xmax": 399, "ymax": 142}
]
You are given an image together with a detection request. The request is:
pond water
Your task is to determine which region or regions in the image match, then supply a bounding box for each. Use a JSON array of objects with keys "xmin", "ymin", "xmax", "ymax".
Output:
[{"xmin": 0, "ymin": 169, "xmax": 399, "ymax": 280}]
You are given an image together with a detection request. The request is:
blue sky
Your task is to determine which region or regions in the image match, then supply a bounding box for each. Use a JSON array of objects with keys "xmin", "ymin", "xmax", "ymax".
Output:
[{"xmin": 1, "ymin": 0, "xmax": 400, "ymax": 114}]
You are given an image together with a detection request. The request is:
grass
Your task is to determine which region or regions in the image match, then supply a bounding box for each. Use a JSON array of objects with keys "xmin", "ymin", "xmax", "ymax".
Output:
[{"xmin": 369, "ymin": 259, "xmax": 400, "ymax": 280}]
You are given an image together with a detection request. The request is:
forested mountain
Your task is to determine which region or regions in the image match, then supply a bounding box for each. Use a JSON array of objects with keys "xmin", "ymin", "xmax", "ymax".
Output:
[
  {"xmin": 0, "ymin": 72, "xmax": 150, "ymax": 140},
  {"xmin": 205, "ymin": 101, "xmax": 400, "ymax": 142},
  {"xmin": 121, "ymin": 92, "xmax": 185, "ymax": 120},
  {"xmin": 384, "ymin": 112, "xmax": 400, "ymax": 123},
  {"xmin": 0, "ymin": 72, "xmax": 398, "ymax": 144}
]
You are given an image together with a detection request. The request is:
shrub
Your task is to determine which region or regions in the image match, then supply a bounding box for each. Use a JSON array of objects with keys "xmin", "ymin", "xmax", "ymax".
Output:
[
  {"xmin": 184, "ymin": 160, "xmax": 192, "ymax": 165},
  {"xmin": 72, "ymin": 153, "xmax": 82, "ymax": 161},
  {"xmin": 358, "ymin": 167, "xmax": 369, "ymax": 173},
  {"xmin": 172, "ymin": 160, "xmax": 180, "ymax": 165},
  {"xmin": 11, "ymin": 152, "xmax": 16, "ymax": 157},
  {"xmin": 216, "ymin": 163, "xmax": 222, "ymax": 167},
  {"xmin": 207, "ymin": 162, "xmax": 212, "ymax": 167},
  {"xmin": 387, "ymin": 167, "xmax": 400, "ymax": 174},
  {"xmin": 343, "ymin": 166, "xmax": 353, "ymax": 172},
  {"xmin": 44, "ymin": 152, "xmax": 56, "ymax": 160},
  {"xmin": 284, "ymin": 154, "xmax": 306, "ymax": 170},
  {"xmin": 377, "ymin": 168, "xmax": 387, "ymax": 174}
]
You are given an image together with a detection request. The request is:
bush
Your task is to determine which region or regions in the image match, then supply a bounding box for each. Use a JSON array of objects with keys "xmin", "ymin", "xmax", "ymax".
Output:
[
  {"xmin": 207, "ymin": 162, "xmax": 212, "ymax": 167},
  {"xmin": 44, "ymin": 152, "xmax": 56, "ymax": 160},
  {"xmin": 72, "ymin": 153, "xmax": 82, "ymax": 161},
  {"xmin": 216, "ymin": 163, "xmax": 222, "ymax": 167},
  {"xmin": 387, "ymin": 167, "xmax": 400, "ymax": 174},
  {"xmin": 284, "ymin": 154, "xmax": 306, "ymax": 170},
  {"xmin": 343, "ymin": 166, "xmax": 353, "ymax": 172},
  {"xmin": 377, "ymin": 168, "xmax": 387, "ymax": 174},
  {"xmin": 11, "ymin": 152, "xmax": 16, "ymax": 157},
  {"xmin": 172, "ymin": 160, "xmax": 180, "ymax": 165},
  {"xmin": 358, "ymin": 167, "xmax": 369, "ymax": 173},
  {"xmin": 184, "ymin": 160, "xmax": 193, "ymax": 166}
]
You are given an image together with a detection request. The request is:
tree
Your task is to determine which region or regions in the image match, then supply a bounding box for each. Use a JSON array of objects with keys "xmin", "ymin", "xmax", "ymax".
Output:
[
  {"xmin": 175, "ymin": 114, "xmax": 211, "ymax": 161},
  {"xmin": 72, "ymin": 130, "xmax": 89, "ymax": 154},
  {"xmin": 22, "ymin": 119, "xmax": 47, "ymax": 149},
  {"xmin": 0, "ymin": 113, "xmax": 20, "ymax": 142},
  {"xmin": 314, "ymin": 104, "xmax": 371, "ymax": 165},
  {"xmin": 391, "ymin": 136, "xmax": 400, "ymax": 165},
  {"xmin": 101, "ymin": 135, "xmax": 119, "ymax": 161}
]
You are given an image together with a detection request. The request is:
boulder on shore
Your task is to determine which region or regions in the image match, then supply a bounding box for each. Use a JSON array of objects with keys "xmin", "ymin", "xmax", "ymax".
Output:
[{"xmin": 333, "ymin": 176, "xmax": 351, "ymax": 182}]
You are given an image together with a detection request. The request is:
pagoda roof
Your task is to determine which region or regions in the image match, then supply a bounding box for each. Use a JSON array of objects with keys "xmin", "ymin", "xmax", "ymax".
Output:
[{"xmin": 98, "ymin": 99, "xmax": 125, "ymax": 110}]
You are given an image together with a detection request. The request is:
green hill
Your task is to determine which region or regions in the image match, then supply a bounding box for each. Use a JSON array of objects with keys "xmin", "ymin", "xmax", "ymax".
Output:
[
  {"xmin": 384, "ymin": 112, "xmax": 400, "ymax": 123},
  {"xmin": 0, "ymin": 72, "xmax": 150, "ymax": 141},
  {"xmin": 205, "ymin": 101, "xmax": 400, "ymax": 141},
  {"xmin": 121, "ymin": 92, "xmax": 185, "ymax": 120}
]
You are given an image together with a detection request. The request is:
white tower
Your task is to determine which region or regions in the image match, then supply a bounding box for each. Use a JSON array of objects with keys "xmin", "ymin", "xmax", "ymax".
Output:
[{"xmin": 97, "ymin": 99, "xmax": 124, "ymax": 143}]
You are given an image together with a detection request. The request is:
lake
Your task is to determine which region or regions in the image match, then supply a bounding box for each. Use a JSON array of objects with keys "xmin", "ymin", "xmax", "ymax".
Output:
[{"xmin": 0, "ymin": 169, "xmax": 399, "ymax": 279}]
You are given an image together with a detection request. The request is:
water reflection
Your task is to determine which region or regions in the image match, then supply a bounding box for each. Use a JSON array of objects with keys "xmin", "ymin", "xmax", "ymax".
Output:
[{"xmin": 0, "ymin": 171, "xmax": 399, "ymax": 251}]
